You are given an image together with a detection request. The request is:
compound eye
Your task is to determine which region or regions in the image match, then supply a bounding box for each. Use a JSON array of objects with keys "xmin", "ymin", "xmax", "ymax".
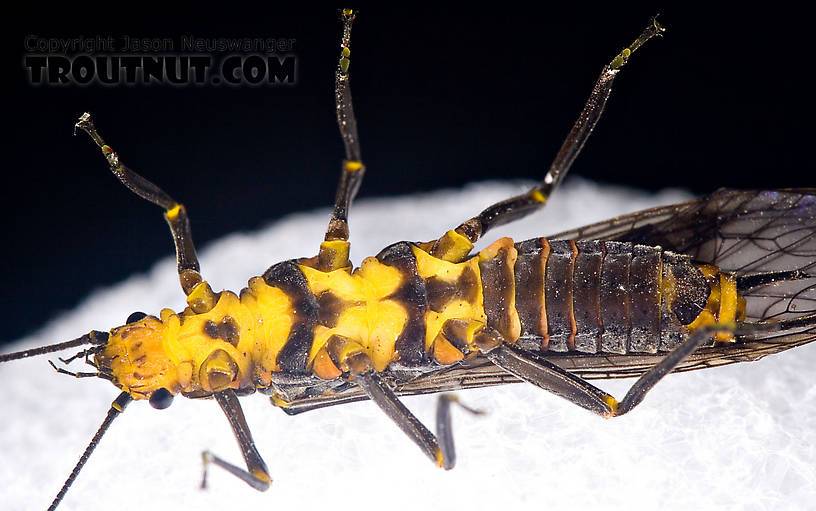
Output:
[
  {"xmin": 149, "ymin": 388, "xmax": 174, "ymax": 410},
  {"xmin": 127, "ymin": 311, "xmax": 147, "ymax": 324}
]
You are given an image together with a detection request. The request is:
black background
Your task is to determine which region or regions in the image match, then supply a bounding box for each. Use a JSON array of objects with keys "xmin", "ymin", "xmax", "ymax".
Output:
[{"xmin": 1, "ymin": 6, "xmax": 810, "ymax": 345}]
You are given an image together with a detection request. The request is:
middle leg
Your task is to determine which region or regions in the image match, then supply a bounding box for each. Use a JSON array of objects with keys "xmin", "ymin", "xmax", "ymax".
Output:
[{"xmin": 325, "ymin": 338, "xmax": 482, "ymax": 469}]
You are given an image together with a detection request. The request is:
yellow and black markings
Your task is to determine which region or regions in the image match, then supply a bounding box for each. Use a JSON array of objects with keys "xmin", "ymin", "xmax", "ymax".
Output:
[{"xmin": 2, "ymin": 10, "xmax": 815, "ymax": 511}]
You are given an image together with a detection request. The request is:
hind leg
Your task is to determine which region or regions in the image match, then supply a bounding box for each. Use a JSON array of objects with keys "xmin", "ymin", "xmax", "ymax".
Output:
[{"xmin": 425, "ymin": 19, "xmax": 664, "ymax": 263}]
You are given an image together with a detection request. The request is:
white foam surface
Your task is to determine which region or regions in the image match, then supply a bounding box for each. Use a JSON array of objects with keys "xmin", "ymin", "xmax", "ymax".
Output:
[{"xmin": 2, "ymin": 180, "xmax": 815, "ymax": 511}]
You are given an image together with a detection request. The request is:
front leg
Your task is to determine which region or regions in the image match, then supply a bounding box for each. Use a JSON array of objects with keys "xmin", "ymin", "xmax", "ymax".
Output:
[
  {"xmin": 201, "ymin": 389, "xmax": 271, "ymax": 491},
  {"xmin": 74, "ymin": 114, "xmax": 217, "ymax": 310}
]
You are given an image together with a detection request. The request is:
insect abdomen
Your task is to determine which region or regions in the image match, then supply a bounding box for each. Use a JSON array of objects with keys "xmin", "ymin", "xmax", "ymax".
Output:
[{"xmin": 512, "ymin": 238, "xmax": 710, "ymax": 354}]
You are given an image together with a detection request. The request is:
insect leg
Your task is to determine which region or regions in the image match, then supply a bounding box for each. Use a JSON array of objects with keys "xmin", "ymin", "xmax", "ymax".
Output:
[
  {"xmin": 74, "ymin": 114, "xmax": 216, "ymax": 308},
  {"xmin": 327, "ymin": 9, "xmax": 363, "ymax": 242},
  {"xmin": 355, "ymin": 370, "xmax": 447, "ymax": 468},
  {"xmin": 201, "ymin": 389, "xmax": 271, "ymax": 491},
  {"xmin": 339, "ymin": 344, "xmax": 479, "ymax": 469},
  {"xmin": 427, "ymin": 18, "xmax": 664, "ymax": 262},
  {"xmin": 435, "ymin": 394, "xmax": 484, "ymax": 469},
  {"xmin": 485, "ymin": 325, "xmax": 725, "ymax": 417},
  {"xmin": 308, "ymin": 10, "xmax": 363, "ymax": 271}
]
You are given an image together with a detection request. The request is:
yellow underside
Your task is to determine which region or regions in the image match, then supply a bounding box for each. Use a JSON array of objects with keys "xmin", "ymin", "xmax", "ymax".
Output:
[
  {"xmin": 413, "ymin": 245, "xmax": 486, "ymax": 349},
  {"xmin": 299, "ymin": 248, "xmax": 486, "ymax": 372},
  {"xmin": 104, "ymin": 243, "xmax": 493, "ymax": 397},
  {"xmin": 103, "ymin": 277, "xmax": 296, "ymax": 398}
]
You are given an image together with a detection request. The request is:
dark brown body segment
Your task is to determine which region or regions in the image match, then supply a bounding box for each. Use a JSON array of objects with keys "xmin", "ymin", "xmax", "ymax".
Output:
[
  {"xmin": 377, "ymin": 242, "xmax": 428, "ymax": 367},
  {"xmin": 599, "ymin": 241, "xmax": 632, "ymax": 354},
  {"xmin": 513, "ymin": 238, "xmax": 547, "ymax": 351},
  {"xmin": 659, "ymin": 253, "xmax": 709, "ymax": 351},
  {"xmin": 512, "ymin": 239, "xmax": 710, "ymax": 355},
  {"xmin": 572, "ymin": 241, "xmax": 604, "ymax": 353},
  {"xmin": 262, "ymin": 261, "xmax": 319, "ymax": 374},
  {"xmin": 659, "ymin": 254, "xmax": 686, "ymax": 351},
  {"xmin": 629, "ymin": 245, "xmax": 662, "ymax": 353},
  {"xmin": 543, "ymin": 240, "xmax": 577, "ymax": 352}
]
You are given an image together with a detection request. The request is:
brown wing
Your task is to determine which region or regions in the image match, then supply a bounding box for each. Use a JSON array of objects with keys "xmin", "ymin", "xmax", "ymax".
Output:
[
  {"xmin": 552, "ymin": 188, "xmax": 816, "ymax": 274},
  {"xmin": 280, "ymin": 189, "xmax": 816, "ymax": 414}
]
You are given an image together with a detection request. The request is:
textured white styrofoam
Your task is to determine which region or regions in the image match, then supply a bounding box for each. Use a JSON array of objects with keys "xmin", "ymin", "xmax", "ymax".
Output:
[{"xmin": 2, "ymin": 180, "xmax": 815, "ymax": 511}]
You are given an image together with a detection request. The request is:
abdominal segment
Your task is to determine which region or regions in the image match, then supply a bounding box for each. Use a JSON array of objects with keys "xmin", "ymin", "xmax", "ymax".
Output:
[{"xmin": 511, "ymin": 239, "xmax": 711, "ymax": 354}]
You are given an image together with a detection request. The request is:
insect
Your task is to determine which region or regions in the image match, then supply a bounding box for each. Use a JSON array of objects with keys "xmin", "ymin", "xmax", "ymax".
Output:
[{"xmin": 3, "ymin": 10, "xmax": 816, "ymax": 511}]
